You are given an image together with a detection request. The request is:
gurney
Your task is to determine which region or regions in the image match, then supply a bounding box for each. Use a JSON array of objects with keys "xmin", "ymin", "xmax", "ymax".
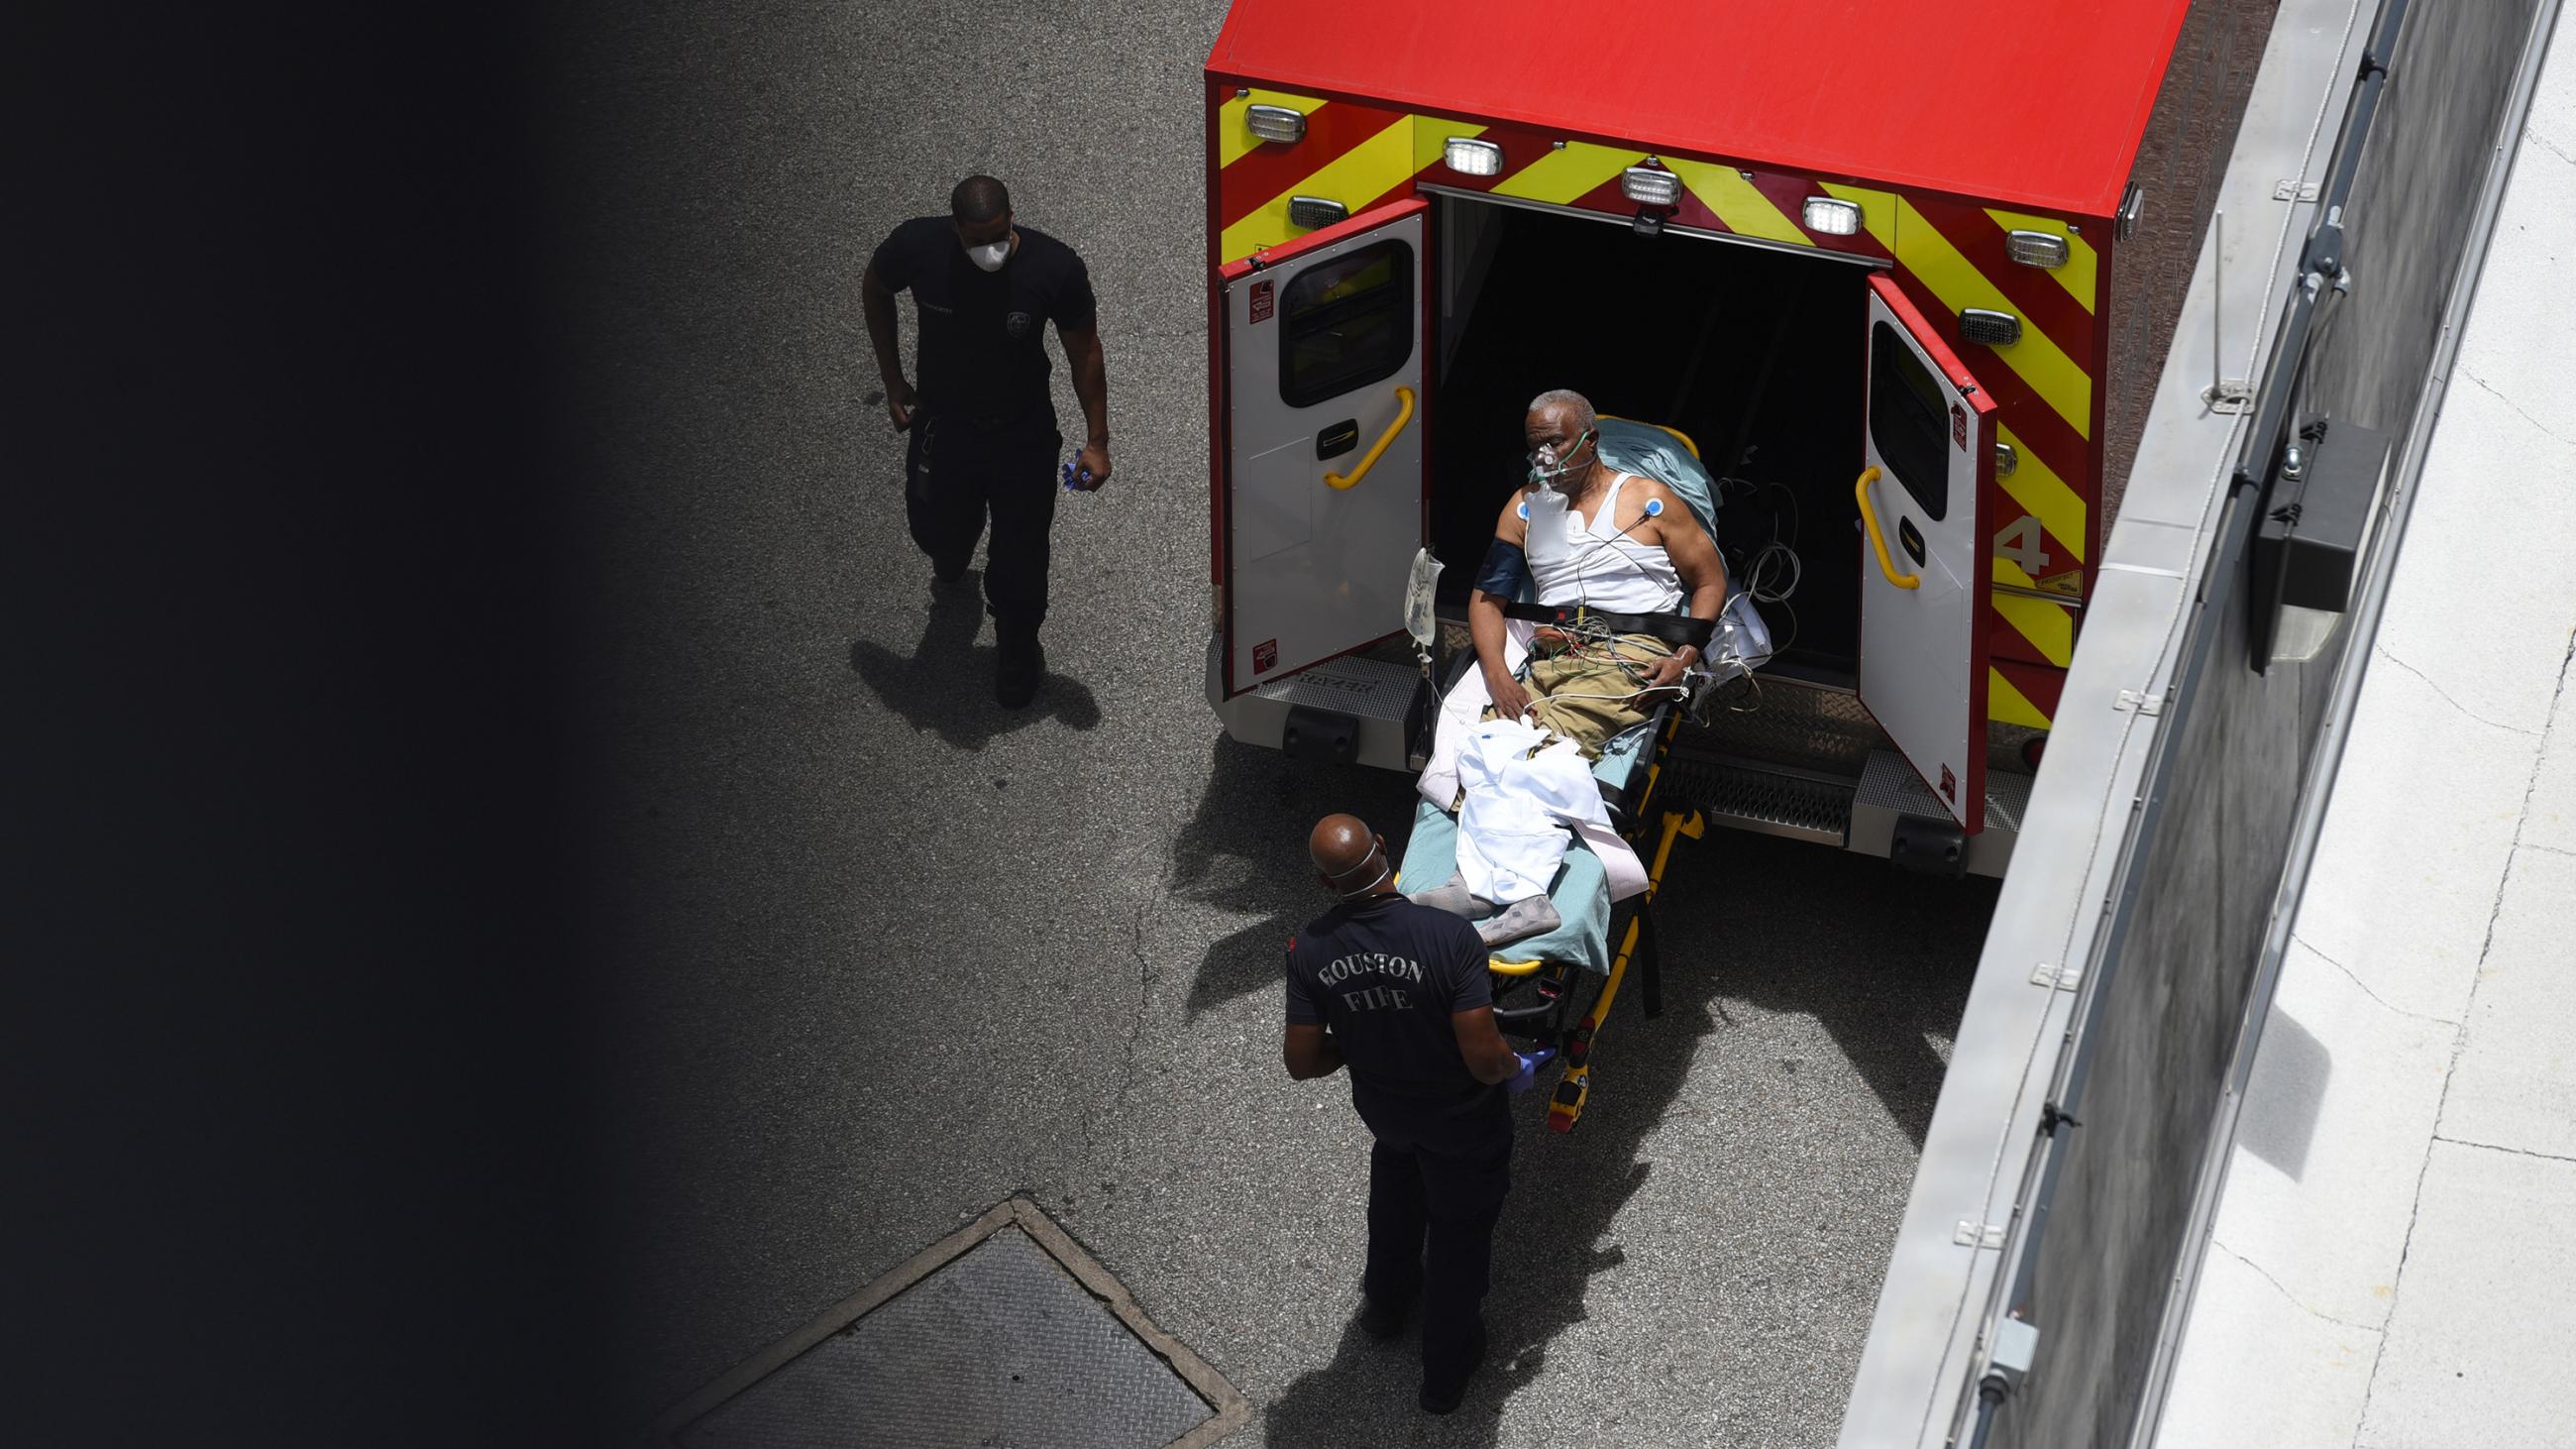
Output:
[
  {"xmin": 1396, "ymin": 417, "xmax": 1769, "ymax": 1132},
  {"xmin": 1399, "ymin": 693, "xmax": 1699, "ymax": 1133}
]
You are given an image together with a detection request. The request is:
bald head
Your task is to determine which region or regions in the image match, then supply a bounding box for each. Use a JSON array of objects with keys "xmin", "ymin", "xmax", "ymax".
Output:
[
  {"xmin": 1309, "ymin": 814, "xmax": 1376, "ymax": 878},
  {"xmin": 950, "ymin": 174, "xmax": 1011, "ymax": 225}
]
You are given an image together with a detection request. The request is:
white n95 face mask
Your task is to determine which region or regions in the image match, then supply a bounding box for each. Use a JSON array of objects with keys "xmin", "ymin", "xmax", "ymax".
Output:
[{"xmin": 966, "ymin": 238, "xmax": 1011, "ymax": 272}]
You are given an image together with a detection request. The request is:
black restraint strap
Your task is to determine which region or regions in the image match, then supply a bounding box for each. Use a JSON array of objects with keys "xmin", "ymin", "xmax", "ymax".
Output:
[{"xmin": 1500, "ymin": 601, "xmax": 1716, "ymax": 650}]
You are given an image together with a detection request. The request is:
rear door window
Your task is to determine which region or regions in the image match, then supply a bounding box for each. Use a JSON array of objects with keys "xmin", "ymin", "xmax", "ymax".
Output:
[
  {"xmin": 1870, "ymin": 322, "xmax": 1950, "ymax": 521},
  {"xmin": 1279, "ymin": 240, "xmax": 1414, "ymax": 407}
]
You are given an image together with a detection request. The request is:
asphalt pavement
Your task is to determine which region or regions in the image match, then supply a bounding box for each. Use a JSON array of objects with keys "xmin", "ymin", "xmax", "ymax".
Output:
[{"xmin": 536, "ymin": 2, "xmax": 1998, "ymax": 1442}]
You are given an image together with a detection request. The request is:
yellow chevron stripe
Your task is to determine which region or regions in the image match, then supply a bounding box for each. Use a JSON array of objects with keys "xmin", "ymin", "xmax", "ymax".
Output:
[
  {"xmin": 1892, "ymin": 197, "xmax": 2093, "ymax": 438},
  {"xmin": 1415, "ymin": 118, "xmax": 1486, "ymax": 173},
  {"xmin": 1217, "ymin": 89, "xmax": 1329, "ymax": 169},
  {"xmin": 1817, "ymin": 182, "xmax": 1898, "ymax": 252},
  {"xmin": 1995, "ymin": 423, "xmax": 2087, "ymax": 565},
  {"xmin": 1988, "ymin": 667, "xmax": 2052, "ymax": 728},
  {"xmin": 1667, "ymin": 159, "xmax": 1810, "ymax": 246},
  {"xmin": 1990, "ymin": 559, "xmax": 2076, "ymax": 667},
  {"xmin": 1219, "ymin": 115, "xmax": 1418, "ymax": 263},
  {"xmin": 1491, "ymin": 141, "xmax": 1643, "ymax": 205},
  {"xmin": 1986, "ymin": 209, "xmax": 2098, "ymax": 313}
]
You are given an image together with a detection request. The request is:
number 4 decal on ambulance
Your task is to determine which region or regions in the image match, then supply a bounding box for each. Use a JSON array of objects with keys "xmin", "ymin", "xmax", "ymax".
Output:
[
  {"xmin": 1857, "ymin": 274, "xmax": 1995, "ymax": 833},
  {"xmin": 1214, "ymin": 198, "xmax": 1428, "ymax": 696}
]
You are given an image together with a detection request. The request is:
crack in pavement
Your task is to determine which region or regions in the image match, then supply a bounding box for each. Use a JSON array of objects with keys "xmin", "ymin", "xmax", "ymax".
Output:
[
  {"xmin": 2458, "ymin": 364, "xmax": 2576, "ymax": 452},
  {"xmin": 2372, "ymin": 646, "xmax": 2542, "ymax": 737},
  {"xmin": 2209, "ymin": 1237, "xmax": 2386, "ymax": 1334},
  {"xmin": 1076, "ymin": 869, "xmax": 1163, "ymax": 1163},
  {"xmin": 2357, "ymin": 645, "xmax": 2566, "ymax": 1426},
  {"xmin": 2291, "ymin": 936, "xmax": 2462, "ymax": 1026},
  {"xmin": 2433, "ymin": 1134, "xmax": 2576, "ymax": 1166}
]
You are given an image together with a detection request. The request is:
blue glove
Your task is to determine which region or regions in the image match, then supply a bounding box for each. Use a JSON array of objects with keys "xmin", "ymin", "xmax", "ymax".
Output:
[{"xmin": 1506, "ymin": 1048, "xmax": 1557, "ymax": 1094}]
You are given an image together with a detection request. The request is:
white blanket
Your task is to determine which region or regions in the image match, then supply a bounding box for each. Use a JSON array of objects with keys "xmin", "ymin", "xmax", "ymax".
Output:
[
  {"xmin": 1417, "ymin": 619, "xmax": 1651, "ymax": 902},
  {"xmin": 1453, "ymin": 719, "xmax": 1612, "ymax": 902}
]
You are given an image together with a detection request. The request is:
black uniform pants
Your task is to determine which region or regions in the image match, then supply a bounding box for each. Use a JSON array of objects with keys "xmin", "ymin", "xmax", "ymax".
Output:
[
  {"xmin": 1359, "ymin": 1089, "xmax": 1512, "ymax": 1391},
  {"xmin": 904, "ymin": 409, "xmax": 1062, "ymax": 638}
]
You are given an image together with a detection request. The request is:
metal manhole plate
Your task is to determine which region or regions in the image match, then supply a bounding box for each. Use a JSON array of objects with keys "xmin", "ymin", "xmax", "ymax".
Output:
[{"xmin": 658, "ymin": 1199, "xmax": 1247, "ymax": 1449}]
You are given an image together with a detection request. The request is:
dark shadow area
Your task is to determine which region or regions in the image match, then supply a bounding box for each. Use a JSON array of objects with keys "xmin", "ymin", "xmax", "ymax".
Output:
[
  {"xmin": 1174, "ymin": 735, "xmax": 1426, "ymax": 1017},
  {"xmin": 2235, "ymin": 1006, "xmax": 2329, "ymax": 1182},
  {"xmin": 1427, "ymin": 196, "xmax": 1871, "ymax": 674},
  {"xmin": 21, "ymin": 7, "xmax": 618, "ymax": 1444},
  {"xmin": 846, "ymin": 571, "xmax": 1103, "ymax": 744},
  {"xmin": 1176, "ymin": 731, "xmax": 1992, "ymax": 1438},
  {"xmin": 1702, "ymin": 839, "xmax": 2002, "ymax": 1151}
]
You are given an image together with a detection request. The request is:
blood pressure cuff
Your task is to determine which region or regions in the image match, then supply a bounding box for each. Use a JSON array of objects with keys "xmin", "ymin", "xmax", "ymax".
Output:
[{"xmin": 1472, "ymin": 538, "xmax": 1529, "ymax": 599}]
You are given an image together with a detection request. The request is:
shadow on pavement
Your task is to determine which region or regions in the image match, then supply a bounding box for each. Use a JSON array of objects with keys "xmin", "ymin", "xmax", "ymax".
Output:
[
  {"xmin": 1172, "ymin": 735, "xmax": 1423, "ymax": 1018},
  {"xmin": 1176, "ymin": 743, "xmax": 1990, "ymax": 1439},
  {"xmin": 846, "ymin": 570, "xmax": 1102, "ymax": 746}
]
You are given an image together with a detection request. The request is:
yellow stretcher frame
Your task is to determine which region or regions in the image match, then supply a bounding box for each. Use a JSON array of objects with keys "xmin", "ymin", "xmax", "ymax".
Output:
[{"xmin": 1480, "ymin": 703, "xmax": 1704, "ymax": 1134}]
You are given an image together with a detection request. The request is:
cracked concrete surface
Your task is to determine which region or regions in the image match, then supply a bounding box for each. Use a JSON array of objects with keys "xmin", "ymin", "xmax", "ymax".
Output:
[{"xmin": 2157, "ymin": 19, "xmax": 2576, "ymax": 1440}]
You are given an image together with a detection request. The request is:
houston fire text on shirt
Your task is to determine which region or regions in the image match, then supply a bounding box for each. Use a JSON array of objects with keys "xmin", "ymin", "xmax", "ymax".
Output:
[{"xmin": 1315, "ymin": 951, "xmax": 1425, "ymax": 1012}]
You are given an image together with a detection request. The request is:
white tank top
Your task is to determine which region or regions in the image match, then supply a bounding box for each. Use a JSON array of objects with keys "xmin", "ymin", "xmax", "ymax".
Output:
[{"xmin": 1523, "ymin": 474, "xmax": 1685, "ymax": 614}]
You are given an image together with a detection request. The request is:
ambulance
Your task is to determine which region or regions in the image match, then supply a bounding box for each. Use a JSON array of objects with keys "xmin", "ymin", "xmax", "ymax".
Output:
[{"xmin": 1199, "ymin": 0, "xmax": 2200, "ymax": 876}]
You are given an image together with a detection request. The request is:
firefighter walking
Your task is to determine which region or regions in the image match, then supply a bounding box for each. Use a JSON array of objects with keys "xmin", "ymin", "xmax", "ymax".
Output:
[{"xmin": 861, "ymin": 174, "xmax": 1114, "ymax": 709}]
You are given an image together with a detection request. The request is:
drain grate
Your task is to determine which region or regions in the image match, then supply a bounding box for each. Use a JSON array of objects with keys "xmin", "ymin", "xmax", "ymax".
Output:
[{"xmin": 658, "ymin": 1198, "xmax": 1246, "ymax": 1449}]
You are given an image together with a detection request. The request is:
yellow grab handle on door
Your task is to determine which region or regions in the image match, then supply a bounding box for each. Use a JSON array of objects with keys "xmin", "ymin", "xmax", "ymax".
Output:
[
  {"xmin": 1855, "ymin": 466, "xmax": 1920, "ymax": 591},
  {"xmin": 1325, "ymin": 386, "xmax": 1417, "ymax": 491}
]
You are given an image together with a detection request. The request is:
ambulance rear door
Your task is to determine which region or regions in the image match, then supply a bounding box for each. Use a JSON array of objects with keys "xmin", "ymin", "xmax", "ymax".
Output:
[
  {"xmin": 1857, "ymin": 273, "xmax": 1996, "ymax": 832},
  {"xmin": 1216, "ymin": 197, "xmax": 1427, "ymax": 696}
]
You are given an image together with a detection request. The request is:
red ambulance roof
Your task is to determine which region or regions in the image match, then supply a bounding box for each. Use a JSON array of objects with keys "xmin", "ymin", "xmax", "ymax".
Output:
[{"xmin": 1206, "ymin": 0, "xmax": 2194, "ymax": 219}]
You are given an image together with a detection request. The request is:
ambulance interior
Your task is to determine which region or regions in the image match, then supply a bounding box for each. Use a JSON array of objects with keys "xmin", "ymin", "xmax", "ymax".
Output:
[{"xmin": 1428, "ymin": 193, "xmax": 1872, "ymax": 683}]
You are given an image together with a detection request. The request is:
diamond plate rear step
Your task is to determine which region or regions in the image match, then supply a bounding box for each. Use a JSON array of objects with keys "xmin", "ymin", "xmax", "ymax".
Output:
[
  {"xmin": 1847, "ymin": 749, "xmax": 2033, "ymax": 879},
  {"xmin": 1658, "ymin": 754, "xmax": 1857, "ymax": 846}
]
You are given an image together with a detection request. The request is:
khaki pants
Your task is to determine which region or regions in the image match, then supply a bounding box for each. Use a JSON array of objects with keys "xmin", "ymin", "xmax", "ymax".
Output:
[{"xmin": 1482, "ymin": 632, "xmax": 1673, "ymax": 759}]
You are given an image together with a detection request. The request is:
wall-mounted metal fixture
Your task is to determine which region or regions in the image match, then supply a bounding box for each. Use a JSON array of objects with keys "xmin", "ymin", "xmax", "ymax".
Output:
[{"xmin": 2250, "ymin": 419, "xmax": 2390, "ymax": 671}]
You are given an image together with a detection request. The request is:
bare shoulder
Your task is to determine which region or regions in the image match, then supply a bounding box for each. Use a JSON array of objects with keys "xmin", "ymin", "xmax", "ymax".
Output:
[
  {"xmin": 1494, "ymin": 488, "xmax": 1531, "ymax": 541},
  {"xmin": 1624, "ymin": 474, "xmax": 1690, "ymax": 534}
]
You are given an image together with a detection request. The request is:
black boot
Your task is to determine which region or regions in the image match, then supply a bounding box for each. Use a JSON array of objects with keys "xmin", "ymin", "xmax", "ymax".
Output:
[
  {"xmin": 1419, "ymin": 1323, "xmax": 1486, "ymax": 1414},
  {"xmin": 1358, "ymin": 1294, "xmax": 1410, "ymax": 1341},
  {"xmin": 996, "ymin": 628, "xmax": 1043, "ymax": 709}
]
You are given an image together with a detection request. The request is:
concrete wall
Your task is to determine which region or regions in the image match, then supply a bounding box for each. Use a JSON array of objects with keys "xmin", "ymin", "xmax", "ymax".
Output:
[{"xmin": 1991, "ymin": 2, "xmax": 2546, "ymax": 1444}]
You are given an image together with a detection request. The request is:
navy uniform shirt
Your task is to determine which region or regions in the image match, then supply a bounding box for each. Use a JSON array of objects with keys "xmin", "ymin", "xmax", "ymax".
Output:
[
  {"xmin": 867, "ymin": 217, "xmax": 1097, "ymax": 425},
  {"xmin": 1286, "ymin": 893, "xmax": 1495, "ymax": 1125}
]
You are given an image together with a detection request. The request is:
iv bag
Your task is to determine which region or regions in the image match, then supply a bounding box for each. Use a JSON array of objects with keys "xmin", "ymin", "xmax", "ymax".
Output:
[
  {"xmin": 1403, "ymin": 548, "xmax": 1445, "ymax": 649},
  {"xmin": 1698, "ymin": 592, "xmax": 1775, "ymax": 686}
]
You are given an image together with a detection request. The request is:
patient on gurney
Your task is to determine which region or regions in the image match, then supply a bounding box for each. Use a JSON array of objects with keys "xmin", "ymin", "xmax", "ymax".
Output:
[{"xmin": 1406, "ymin": 390, "xmax": 1731, "ymax": 948}]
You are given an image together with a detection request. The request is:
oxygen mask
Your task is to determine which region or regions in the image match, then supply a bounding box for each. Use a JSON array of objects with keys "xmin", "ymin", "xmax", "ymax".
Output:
[{"xmin": 1524, "ymin": 426, "xmax": 1595, "ymax": 486}]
